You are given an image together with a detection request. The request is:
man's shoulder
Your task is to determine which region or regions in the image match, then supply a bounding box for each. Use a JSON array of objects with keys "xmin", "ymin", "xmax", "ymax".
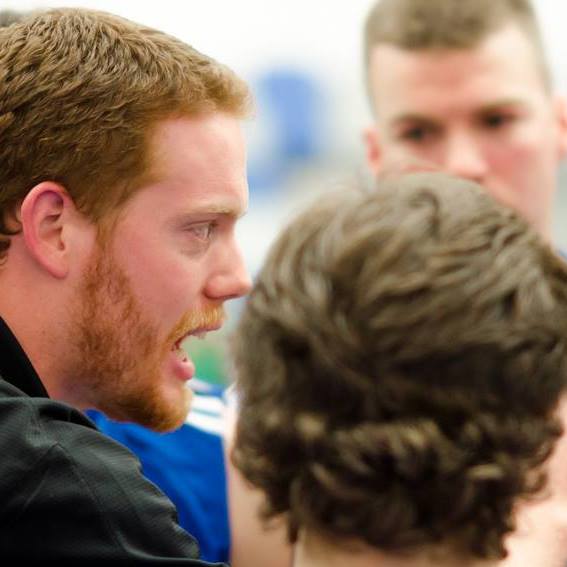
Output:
[
  {"xmin": 0, "ymin": 374, "xmax": 98, "ymax": 453},
  {"xmin": 0, "ymin": 378, "xmax": 216, "ymax": 562},
  {"xmin": 88, "ymin": 380, "xmax": 231, "ymax": 563},
  {"xmin": 0, "ymin": 376, "xmax": 137, "ymax": 501}
]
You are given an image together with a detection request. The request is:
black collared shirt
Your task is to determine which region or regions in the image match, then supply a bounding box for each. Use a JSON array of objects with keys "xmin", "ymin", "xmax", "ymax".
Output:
[{"xmin": 0, "ymin": 317, "xmax": 227, "ymax": 565}]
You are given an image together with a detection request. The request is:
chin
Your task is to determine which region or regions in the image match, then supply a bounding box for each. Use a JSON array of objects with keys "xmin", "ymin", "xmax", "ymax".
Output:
[
  {"xmin": 150, "ymin": 386, "xmax": 193, "ymax": 432},
  {"xmin": 103, "ymin": 384, "xmax": 191, "ymax": 433}
]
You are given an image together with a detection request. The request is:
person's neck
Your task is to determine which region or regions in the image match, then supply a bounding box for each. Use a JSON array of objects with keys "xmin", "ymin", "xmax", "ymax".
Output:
[
  {"xmin": 294, "ymin": 531, "xmax": 498, "ymax": 567},
  {"xmin": 500, "ymin": 397, "xmax": 567, "ymax": 567},
  {"xmin": 0, "ymin": 281, "xmax": 75, "ymax": 403}
]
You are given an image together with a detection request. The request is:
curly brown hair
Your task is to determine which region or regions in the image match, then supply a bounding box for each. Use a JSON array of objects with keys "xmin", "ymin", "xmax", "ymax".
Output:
[
  {"xmin": 0, "ymin": 8, "xmax": 250, "ymax": 259},
  {"xmin": 232, "ymin": 172, "xmax": 567, "ymax": 561}
]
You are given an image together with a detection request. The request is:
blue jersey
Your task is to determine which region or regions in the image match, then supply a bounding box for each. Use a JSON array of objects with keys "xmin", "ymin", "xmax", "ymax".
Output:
[{"xmin": 87, "ymin": 380, "xmax": 230, "ymax": 564}]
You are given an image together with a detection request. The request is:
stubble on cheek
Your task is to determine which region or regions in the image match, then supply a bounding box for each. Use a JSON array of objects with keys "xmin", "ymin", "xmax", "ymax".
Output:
[
  {"xmin": 69, "ymin": 246, "xmax": 184, "ymax": 430},
  {"xmin": 69, "ymin": 239, "xmax": 226, "ymax": 431}
]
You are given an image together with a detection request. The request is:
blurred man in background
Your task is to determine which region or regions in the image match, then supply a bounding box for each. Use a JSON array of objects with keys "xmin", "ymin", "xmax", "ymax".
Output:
[{"xmin": 363, "ymin": 0, "xmax": 567, "ymax": 239}]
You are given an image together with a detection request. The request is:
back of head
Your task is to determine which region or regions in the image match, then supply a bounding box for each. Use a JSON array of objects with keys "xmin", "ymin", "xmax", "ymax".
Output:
[
  {"xmin": 0, "ymin": 8, "xmax": 250, "ymax": 257},
  {"xmin": 232, "ymin": 172, "xmax": 567, "ymax": 561},
  {"xmin": 363, "ymin": 0, "xmax": 550, "ymax": 92}
]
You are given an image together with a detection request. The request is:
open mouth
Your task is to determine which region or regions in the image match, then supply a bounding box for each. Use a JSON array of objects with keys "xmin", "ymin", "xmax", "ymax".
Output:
[{"xmin": 171, "ymin": 325, "xmax": 221, "ymax": 356}]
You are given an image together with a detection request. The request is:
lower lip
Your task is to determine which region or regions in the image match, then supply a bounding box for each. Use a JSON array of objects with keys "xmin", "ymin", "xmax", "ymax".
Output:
[{"xmin": 167, "ymin": 349, "xmax": 196, "ymax": 382}]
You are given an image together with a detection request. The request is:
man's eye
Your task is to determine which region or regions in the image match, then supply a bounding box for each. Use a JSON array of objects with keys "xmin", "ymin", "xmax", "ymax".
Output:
[
  {"xmin": 399, "ymin": 126, "xmax": 431, "ymax": 142},
  {"xmin": 483, "ymin": 113, "xmax": 515, "ymax": 129},
  {"xmin": 189, "ymin": 223, "xmax": 216, "ymax": 241}
]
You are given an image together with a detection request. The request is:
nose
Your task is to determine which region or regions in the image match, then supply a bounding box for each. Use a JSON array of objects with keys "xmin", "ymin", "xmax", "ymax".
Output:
[
  {"xmin": 443, "ymin": 132, "xmax": 488, "ymax": 184},
  {"xmin": 205, "ymin": 240, "xmax": 252, "ymax": 302}
]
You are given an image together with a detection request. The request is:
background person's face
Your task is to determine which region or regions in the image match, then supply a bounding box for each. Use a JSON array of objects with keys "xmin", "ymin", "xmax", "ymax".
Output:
[
  {"xmin": 365, "ymin": 24, "xmax": 567, "ymax": 238},
  {"xmin": 71, "ymin": 113, "xmax": 251, "ymax": 430}
]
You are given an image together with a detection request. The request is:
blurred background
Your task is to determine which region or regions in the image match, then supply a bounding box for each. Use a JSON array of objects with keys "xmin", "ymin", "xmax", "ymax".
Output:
[{"xmin": 4, "ymin": 0, "xmax": 567, "ymax": 384}]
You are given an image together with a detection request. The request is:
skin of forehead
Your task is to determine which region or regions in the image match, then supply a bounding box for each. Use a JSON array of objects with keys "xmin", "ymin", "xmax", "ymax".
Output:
[{"xmin": 368, "ymin": 23, "xmax": 549, "ymax": 122}]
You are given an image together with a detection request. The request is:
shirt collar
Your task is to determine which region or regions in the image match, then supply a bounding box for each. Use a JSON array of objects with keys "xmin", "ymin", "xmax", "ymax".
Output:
[{"xmin": 0, "ymin": 317, "xmax": 49, "ymax": 398}]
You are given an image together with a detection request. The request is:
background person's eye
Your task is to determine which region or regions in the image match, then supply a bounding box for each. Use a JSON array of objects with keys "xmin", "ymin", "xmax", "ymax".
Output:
[
  {"xmin": 399, "ymin": 125, "xmax": 433, "ymax": 143},
  {"xmin": 482, "ymin": 113, "xmax": 515, "ymax": 129}
]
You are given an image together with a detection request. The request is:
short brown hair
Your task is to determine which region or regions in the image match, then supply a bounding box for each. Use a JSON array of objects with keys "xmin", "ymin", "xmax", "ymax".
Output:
[
  {"xmin": 0, "ymin": 9, "xmax": 250, "ymax": 258},
  {"xmin": 232, "ymin": 172, "xmax": 567, "ymax": 561},
  {"xmin": 364, "ymin": 0, "xmax": 550, "ymax": 91}
]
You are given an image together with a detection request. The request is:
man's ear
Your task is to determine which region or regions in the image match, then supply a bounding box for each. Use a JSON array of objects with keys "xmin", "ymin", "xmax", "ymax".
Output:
[
  {"xmin": 19, "ymin": 182, "xmax": 77, "ymax": 279},
  {"xmin": 363, "ymin": 126, "xmax": 383, "ymax": 176}
]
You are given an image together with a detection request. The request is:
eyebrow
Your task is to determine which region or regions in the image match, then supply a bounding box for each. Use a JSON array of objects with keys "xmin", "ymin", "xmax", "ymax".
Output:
[
  {"xmin": 477, "ymin": 99, "xmax": 530, "ymax": 113},
  {"xmin": 389, "ymin": 114, "xmax": 439, "ymax": 133},
  {"xmin": 175, "ymin": 205, "xmax": 247, "ymax": 222}
]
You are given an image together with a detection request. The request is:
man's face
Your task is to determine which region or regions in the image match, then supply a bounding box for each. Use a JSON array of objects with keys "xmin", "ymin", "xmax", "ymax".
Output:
[
  {"xmin": 365, "ymin": 24, "xmax": 567, "ymax": 237},
  {"xmin": 71, "ymin": 113, "xmax": 251, "ymax": 431}
]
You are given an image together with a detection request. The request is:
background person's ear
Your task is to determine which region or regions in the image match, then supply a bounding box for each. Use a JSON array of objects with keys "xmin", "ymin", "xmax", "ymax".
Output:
[
  {"xmin": 553, "ymin": 95, "xmax": 567, "ymax": 159},
  {"xmin": 363, "ymin": 127, "xmax": 383, "ymax": 176},
  {"xmin": 19, "ymin": 182, "xmax": 77, "ymax": 279}
]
